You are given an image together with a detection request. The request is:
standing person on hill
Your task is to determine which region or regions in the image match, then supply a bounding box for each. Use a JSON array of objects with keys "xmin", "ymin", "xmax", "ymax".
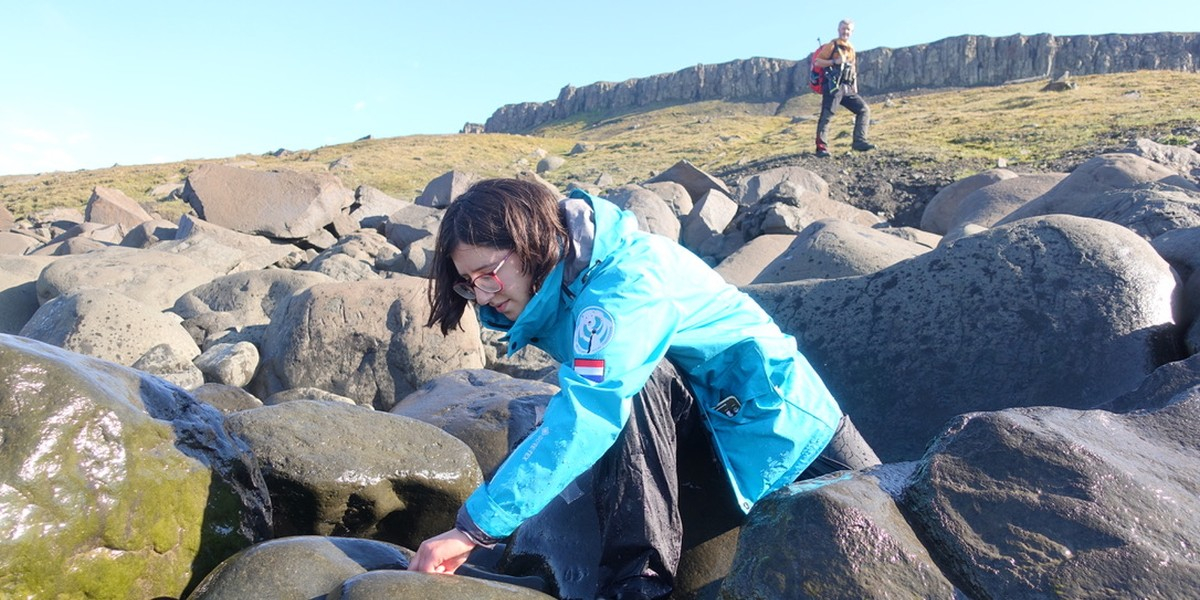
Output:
[
  {"xmin": 408, "ymin": 178, "xmax": 880, "ymax": 600},
  {"xmin": 813, "ymin": 18, "xmax": 876, "ymax": 157}
]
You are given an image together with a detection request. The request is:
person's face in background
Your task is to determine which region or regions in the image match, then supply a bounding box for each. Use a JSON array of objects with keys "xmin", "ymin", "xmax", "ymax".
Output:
[{"xmin": 838, "ymin": 21, "xmax": 854, "ymax": 42}]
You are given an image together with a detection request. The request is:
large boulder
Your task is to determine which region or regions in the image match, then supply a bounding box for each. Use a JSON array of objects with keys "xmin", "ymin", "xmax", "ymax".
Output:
[
  {"xmin": 305, "ymin": 253, "xmax": 381, "ymax": 282},
  {"xmin": 903, "ymin": 400, "xmax": 1200, "ymax": 599},
  {"xmin": 1151, "ymin": 226, "xmax": 1200, "ymax": 328},
  {"xmin": 1099, "ymin": 353, "xmax": 1200, "ymax": 413},
  {"xmin": 996, "ymin": 153, "xmax": 1200, "ymax": 227},
  {"xmin": 752, "ymin": 218, "xmax": 928, "ymax": 283},
  {"xmin": 1043, "ymin": 182, "xmax": 1200, "ymax": 240},
  {"xmin": 0, "ymin": 255, "xmax": 56, "ymax": 334},
  {"xmin": 304, "ymin": 231, "xmax": 400, "ymax": 282},
  {"xmin": 155, "ymin": 214, "xmax": 305, "ymax": 274},
  {"xmin": 391, "ymin": 369, "xmax": 557, "ymax": 478},
  {"xmin": 515, "ymin": 170, "xmax": 562, "ymax": 199},
  {"xmin": 415, "ymin": 170, "xmax": 479, "ymax": 208},
  {"xmin": 642, "ymin": 180, "xmax": 694, "ymax": 217},
  {"xmin": 84, "ymin": 185, "xmax": 154, "ymax": 230},
  {"xmin": 192, "ymin": 382, "xmax": 265, "ymax": 414},
  {"xmin": 941, "ymin": 173, "xmax": 1067, "ymax": 244},
  {"xmin": 188, "ymin": 535, "xmax": 552, "ymax": 599},
  {"xmin": 25, "ymin": 206, "xmax": 83, "ymax": 234},
  {"xmin": 256, "ymin": 276, "xmax": 485, "ymax": 410},
  {"xmin": 29, "ymin": 235, "xmax": 111, "ymax": 257},
  {"xmin": 132, "ymin": 342, "xmax": 206, "ymax": 390},
  {"xmin": 646, "ymin": 159, "xmax": 731, "ymax": 203},
  {"xmin": 605, "ymin": 185, "xmax": 681, "ymax": 241},
  {"xmin": 1124, "ymin": 137, "xmax": 1200, "ymax": 184},
  {"xmin": 171, "ymin": 269, "xmax": 332, "ymax": 347},
  {"xmin": 723, "ymin": 466, "xmax": 956, "ymax": 599},
  {"xmin": 478, "ymin": 329, "xmax": 559, "ymax": 382},
  {"xmin": 919, "ymin": 168, "xmax": 1018, "ymax": 234},
  {"xmin": 36, "ymin": 246, "xmax": 217, "ymax": 311},
  {"xmin": 182, "ymin": 164, "xmax": 355, "ymax": 239},
  {"xmin": 713, "ymin": 234, "xmax": 796, "ymax": 287},
  {"xmin": 0, "ymin": 230, "xmax": 44, "ymax": 255},
  {"xmin": 353, "ymin": 185, "xmax": 410, "ymax": 230},
  {"xmin": 187, "ymin": 536, "xmax": 410, "ymax": 600},
  {"xmin": 734, "ymin": 180, "xmax": 882, "ymax": 241},
  {"xmin": 1152, "ymin": 226, "xmax": 1200, "ymax": 280},
  {"xmin": 746, "ymin": 215, "xmax": 1180, "ymax": 461},
  {"xmin": 0, "ymin": 334, "xmax": 269, "ymax": 599},
  {"xmin": 681, "ymin": 189, "xmax": 739, "ymax": 255},
  {"xmin": 329, "ymin": 568, "xmax": 553, "ymax": 599},
  {"xmin": 265, "ymin": 386, "xmax": 358, "ymax": 406},
  {"xmin": 878, "ymin": 225, "xmax": 942, "ymax": 249},
  {"xmin": 120, "ymin": 218, "xmax": 179, "ymax": 248},
  {"xmin": 21, "ymin": 288, "xmax": 201, "ymax": 367},
  {"xmin": 46, "ymin": 222, "xmax": 126, "ymax": 249},
  {"xmin": 383, "ymin": 203, "xmax": 443, "ymax": 260},
  {"xmin": 225, "ymin": 401, "xmax": 482, "ymax": 550},
  {"xmin": 734, "ymin": 165, "xmax": 829, "ymax": 207},
  {"xmin": 535, "ymin": 155, "xmax": 565, "ymax": 174}
]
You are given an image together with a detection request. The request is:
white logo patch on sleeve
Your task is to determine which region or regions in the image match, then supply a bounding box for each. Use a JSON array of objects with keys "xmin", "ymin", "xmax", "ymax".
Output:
[{"xmin": 573, "ymin": 306, "xmax": 616, "ymax": 355}]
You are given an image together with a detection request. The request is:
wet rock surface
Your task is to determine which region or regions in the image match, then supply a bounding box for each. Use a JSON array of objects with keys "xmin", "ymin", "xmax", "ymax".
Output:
[{"xmin": 0, "ymin": 334, "xmax": 269, "ymax": 598}]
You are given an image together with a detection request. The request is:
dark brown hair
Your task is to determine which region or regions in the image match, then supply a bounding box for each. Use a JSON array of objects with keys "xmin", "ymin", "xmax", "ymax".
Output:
[{"xmin": 426, "ymin": 178, "xmax": 567, "ymax": 335}]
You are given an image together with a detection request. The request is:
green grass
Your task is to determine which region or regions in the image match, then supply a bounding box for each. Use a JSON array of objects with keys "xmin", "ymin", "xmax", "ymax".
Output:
[{"xmin": 3, "ymin": 70, "xmax": 1198, "ymax": 221}]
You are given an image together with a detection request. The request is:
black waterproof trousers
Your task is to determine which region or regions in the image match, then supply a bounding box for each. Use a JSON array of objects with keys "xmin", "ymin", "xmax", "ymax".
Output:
[
  {"xmin": 815, "ymin": 84, "xmax": 871, "ymax": 151},
  {"xmin": 592, "ymin": 360, "xmax": 880, "ymax": 598}
]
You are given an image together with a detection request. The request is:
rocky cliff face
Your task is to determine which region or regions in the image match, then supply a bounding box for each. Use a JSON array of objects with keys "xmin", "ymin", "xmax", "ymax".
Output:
[{"xmin": 484, "ymin": 32, "xmax": 1200, "ymax": 133}]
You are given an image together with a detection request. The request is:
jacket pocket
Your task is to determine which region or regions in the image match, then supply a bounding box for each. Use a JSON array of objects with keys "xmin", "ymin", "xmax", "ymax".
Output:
[{"xmin": 696, "ymin": 338, "xmax": 793, "ymax": 425}]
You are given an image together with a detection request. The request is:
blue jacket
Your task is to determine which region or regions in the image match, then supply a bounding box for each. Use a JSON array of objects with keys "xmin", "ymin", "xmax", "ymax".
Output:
[{"xmin": 462, "ymin": 191, "xmax": 842, "ymax": 540}]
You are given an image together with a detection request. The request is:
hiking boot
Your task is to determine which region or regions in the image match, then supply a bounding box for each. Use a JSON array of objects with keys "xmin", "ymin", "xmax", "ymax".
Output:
[
  {"xmin": 815, "ymin": 148, "xmax": 831, "ymax": 158},
  {"xmin": 851, "ymin": 141, "xmax": 876, "ymax": 152}
]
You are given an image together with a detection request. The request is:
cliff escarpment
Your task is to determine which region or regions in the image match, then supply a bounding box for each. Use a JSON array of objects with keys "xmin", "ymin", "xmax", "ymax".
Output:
[{"xmin": 484, "ymin": 32, "xmax": 1200, "ymax": 133}]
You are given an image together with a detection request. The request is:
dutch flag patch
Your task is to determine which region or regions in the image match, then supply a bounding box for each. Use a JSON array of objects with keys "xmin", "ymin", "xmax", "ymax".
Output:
[{"xmin": 574, "ymin": 358, "xmax": 605, "ymax": 383}]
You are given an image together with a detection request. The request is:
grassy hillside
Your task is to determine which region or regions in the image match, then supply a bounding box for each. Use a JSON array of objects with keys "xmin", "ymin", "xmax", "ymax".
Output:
[{"xmin": 2, "ymin": 70, "xmax": 1198, "ymax": 222}]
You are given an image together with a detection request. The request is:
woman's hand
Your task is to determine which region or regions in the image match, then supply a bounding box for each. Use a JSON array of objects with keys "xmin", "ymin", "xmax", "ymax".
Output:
[{"xmin": 408, "ymin": 528, "xmax": 477, "ymax": 574}]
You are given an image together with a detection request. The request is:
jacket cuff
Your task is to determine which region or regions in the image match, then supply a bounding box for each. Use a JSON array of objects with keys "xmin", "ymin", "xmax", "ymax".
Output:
[{"xmin": 455, "ymin": 505, "xmax": 502, "ymax": 548}]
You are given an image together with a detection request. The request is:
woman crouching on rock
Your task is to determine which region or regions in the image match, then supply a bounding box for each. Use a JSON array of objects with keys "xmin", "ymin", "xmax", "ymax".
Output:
[{"xmin": 410, "ymin": 178, "xmax": 879, "ymax": 599}]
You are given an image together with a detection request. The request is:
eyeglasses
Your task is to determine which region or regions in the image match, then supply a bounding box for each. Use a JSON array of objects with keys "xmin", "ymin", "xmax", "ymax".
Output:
[{"xmin": 452, "ymin": 251, "xmax": 512, "ymax": 300}]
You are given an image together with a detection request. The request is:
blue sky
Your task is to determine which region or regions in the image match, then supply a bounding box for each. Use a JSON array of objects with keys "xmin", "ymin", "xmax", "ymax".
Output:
[{"xmin": 2, "ymin": 0, "xmax": 1197, "ymax": 176}]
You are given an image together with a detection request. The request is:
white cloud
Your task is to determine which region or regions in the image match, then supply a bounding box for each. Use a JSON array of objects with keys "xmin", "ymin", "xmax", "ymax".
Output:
[
  {"xmin": 353, "ymin": 100, "xmax": 367, "ymax": 111},
  {"xmin": 0, "ymin": 122, "xmax": 93, "ymax": 174},
  {"xmin": 2, "ymin": 137, "xmax": 81, "ymax": 175},
  {"xmin": 14, "ymin": 127, "xmax": 59, "ymax": 144}
]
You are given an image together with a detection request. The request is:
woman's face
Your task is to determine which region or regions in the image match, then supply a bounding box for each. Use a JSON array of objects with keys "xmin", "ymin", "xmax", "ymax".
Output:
[{"xmin": 450, "ymin": 243, "xmax": 534, "ymax": 321}]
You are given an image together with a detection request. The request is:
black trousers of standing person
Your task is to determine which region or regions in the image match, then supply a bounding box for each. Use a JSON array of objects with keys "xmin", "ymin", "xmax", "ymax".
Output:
[
  {"xmin": 815, "ymin": 84, "xmax": 872, "ymax": 152},
  {"xmin": 591, "ymin": 359, "xmax": 880, "ymax": 600}
]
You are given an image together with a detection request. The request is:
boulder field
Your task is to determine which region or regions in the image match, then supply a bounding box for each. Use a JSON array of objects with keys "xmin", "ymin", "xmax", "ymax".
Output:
[{"xmin": 2, "ymin": 139, "xmax": 1200, "ymax": 598}]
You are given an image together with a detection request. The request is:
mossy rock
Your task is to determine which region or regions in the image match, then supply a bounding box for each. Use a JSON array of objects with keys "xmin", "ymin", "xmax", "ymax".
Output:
[{"xmin": 0, "ymin": 333, "xmax": 270, "ymax": 598}]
